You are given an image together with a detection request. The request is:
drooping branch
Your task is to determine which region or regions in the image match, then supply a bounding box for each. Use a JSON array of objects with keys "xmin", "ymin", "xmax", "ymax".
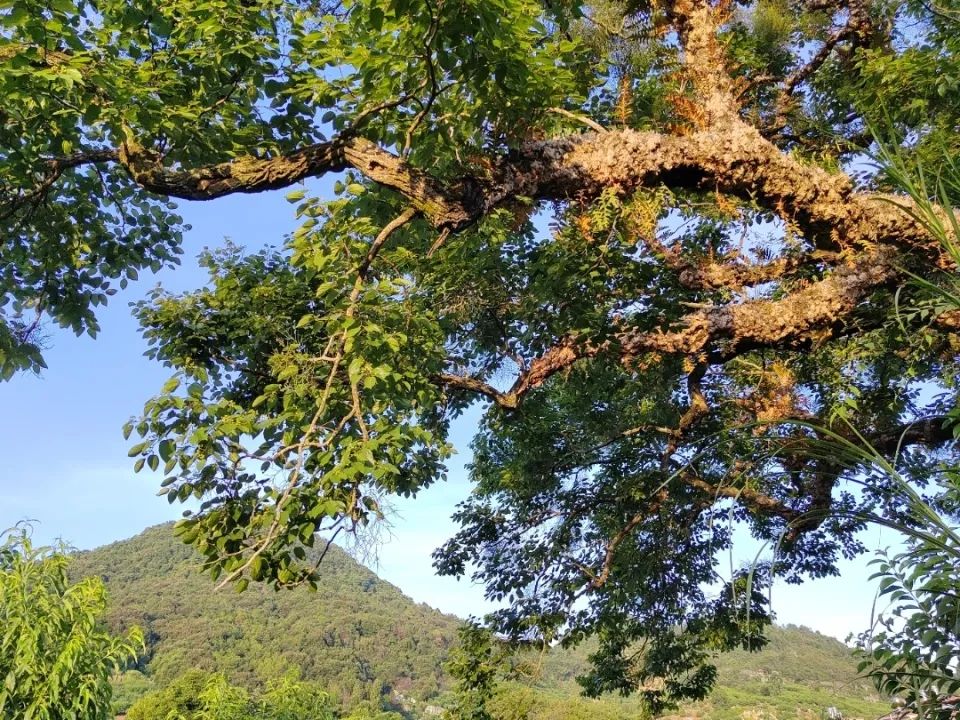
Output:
[
  {"xmin": 661, "ymin": 361, "xmax": 710, "ymax": 473},
  {"xmin": 589, "ymin": 487, "xmax": 669, "ymax": 589},
  {"xmin": 867, "ymin": 416, "xmax": 959, "ymax": 455},
  {"xmin": 771, "ymin": 0, "xmax": 876, "ymax": 131}
]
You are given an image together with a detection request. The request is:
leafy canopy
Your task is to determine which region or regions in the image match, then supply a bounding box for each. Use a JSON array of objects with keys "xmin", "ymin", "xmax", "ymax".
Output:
[{"xmin": 3, "ymin": 0, "xmax": 960, "ymax": 712}]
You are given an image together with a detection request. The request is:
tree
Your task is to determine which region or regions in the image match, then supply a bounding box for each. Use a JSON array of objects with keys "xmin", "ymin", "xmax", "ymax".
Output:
[
  {"xmin": 3, "ymin": 0, "xmax": 960, "ymax": 711},
  {"xmin": 445, "ymin": 623, "xmax": 513, "ymax": 720},
  {"xmin": 126, "ymin": 669, "xmax": 212, "ymax": 720},
  {"xmin": 0, "ymin": 526, "xmax": 142, "ymax": 720}
]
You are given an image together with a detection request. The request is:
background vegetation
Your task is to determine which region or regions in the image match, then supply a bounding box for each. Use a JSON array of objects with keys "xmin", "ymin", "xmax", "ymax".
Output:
[{"xmin": 74, "ymin": 524, "xmax": 889, "ymax": 719}]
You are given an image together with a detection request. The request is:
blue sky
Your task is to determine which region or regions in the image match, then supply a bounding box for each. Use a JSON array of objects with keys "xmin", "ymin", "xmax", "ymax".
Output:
[{"xmin": 0, "ymin": 183, "xmax": 895, "ymax": 642}]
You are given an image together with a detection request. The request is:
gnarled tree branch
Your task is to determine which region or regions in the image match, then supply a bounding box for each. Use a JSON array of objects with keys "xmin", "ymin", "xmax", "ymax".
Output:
[{"xmin": 504, "ymin": 249, "xmax": 897, "ymax": 404}]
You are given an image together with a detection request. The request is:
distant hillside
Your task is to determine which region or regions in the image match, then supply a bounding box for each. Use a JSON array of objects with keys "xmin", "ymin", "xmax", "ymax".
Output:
[
  {"xmin": 668, "ymin": 625, "xmax": 890, "ymax": 720},
  {"xmin": 714, "ymin": 624, "xmax": 880, "ymax": 695},
  {"xmin": 518, "ymin": 624, "xmax": 888, "ymax": 720},
  {"xmin": 73, "ymin": 523, "xmax": 890, "ymax": 719},
  {"xmin": 72, "ymin": 523, "xmax": 461, "ymax": 708}
]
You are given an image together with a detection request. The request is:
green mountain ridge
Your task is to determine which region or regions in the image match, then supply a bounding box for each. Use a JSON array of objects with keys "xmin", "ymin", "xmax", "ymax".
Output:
[
  {"xmin": 72, "ymin": 523, "xmax": 460, "ymax": 709},
  {"xmin": 73, "ymin": 523, "xmax": 891, "ymax": 720}
]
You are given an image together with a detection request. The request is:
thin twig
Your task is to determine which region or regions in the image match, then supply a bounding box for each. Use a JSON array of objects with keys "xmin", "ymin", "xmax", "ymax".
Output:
[{"xmin": 548, "ymin": 107, "xmax": 608, "ymax": 134}]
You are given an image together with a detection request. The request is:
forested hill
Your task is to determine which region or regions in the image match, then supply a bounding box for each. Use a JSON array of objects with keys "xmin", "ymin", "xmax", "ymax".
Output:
[
  {"xmin": 533, "ymin": 626, "xmax": 889, "ymax": 720},
  {"xmin": 72, "ymin": 523, "xmax": 888, "ymax": 719},
  {"xmin": 71, "ymin": 523, "xmax": 461, "ymax": 706}
]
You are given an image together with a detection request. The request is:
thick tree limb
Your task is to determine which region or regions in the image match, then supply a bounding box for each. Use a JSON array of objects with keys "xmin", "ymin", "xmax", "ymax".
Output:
[
  {"xmin": 66, "ymin": 116, "xmax": 938, "ymax": 265},
  {"xmin": 505, "ymin": 250, "xmax": 897, "ymax": 403},
  {"xmin": 116, "ymin": 135, "xmax": 482, "ymax": 232},
  {"xmin": 498, "ymin": 128, "xmax": 936, "ymax": 257},
  {"xmin": 666, "ymin": 0, "xmax": 744, "ymax": 126},
  {"xmin": 118, "ymin": 138, "xmax": 349, "ymax": 200}
]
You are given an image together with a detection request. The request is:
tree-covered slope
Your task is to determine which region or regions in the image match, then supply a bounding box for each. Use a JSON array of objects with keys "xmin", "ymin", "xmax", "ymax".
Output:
[
  {"xmin": 713, "ymin": 625, "xmax": 881, "ymax": 694},
  {"xmin": 73, "ymin": 523, "xmax": 889, "ymax": 719},
  {"xmin": 525, "ymin": 626, "xmax": 888, "ymax": 720},
  {"xmin": 71, "ymin": 523, "xmax": 460, "ymax": 707}
]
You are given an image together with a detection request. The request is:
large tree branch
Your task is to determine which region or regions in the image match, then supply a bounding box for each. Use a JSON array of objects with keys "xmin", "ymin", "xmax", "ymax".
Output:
[
  {"xmin": 107, "ymin": 122, "xmax": 947, "ymax": 416},
  {"xmin": 7, "ymin": 0, "xmax": 936, "ymax": 265},
  {"xmin": 665, "ymin": 0, "xmax": 743, "ymax": 127},
  {"xmin": 495, "ymin": 128, "xmax": 937, "ymax": 257},
  {"xmin": 80, "ymin": 116, "xmax": 939, "ymax": 262},
  {"xmin": 118, "ymin": 138, "xmax": 348, "ymax": 199},
  {"xmin": 116, "ymin": 135, "xmax": 482, "ymax": 232}
]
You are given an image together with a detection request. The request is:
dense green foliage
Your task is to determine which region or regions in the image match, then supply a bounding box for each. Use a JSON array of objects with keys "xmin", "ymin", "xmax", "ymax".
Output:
[
  {"xmin": 111, "ymin": 669, "xmax": 156, "ymax": 714},
  {"xmin": 0, "ymin": 527, "xmax": 142, "ymax": 720},
  {"xmin": 444, "ymin": 623, "xmax": 516, "ymax": 720},
  {"xmin": 855, "ymin": 542, "xmax": 960, "ymax": 720},
  {"xmin": 690, "ymin": 627, "xmax": 889, "ymax": 720},
  {"xmin": 447, "ymin": 623, "xmax": 889, "ymax": 720},
  {"xmin": 5, "ymin": 0, "xmax": 960, "ymax": 710},
  {"xmin": 127, "ymin": 671, "xmax": 337, "ymax": 720},
  {"xmin": 840, "ymin": 152, "xmax": 960, "ymax": 720}
]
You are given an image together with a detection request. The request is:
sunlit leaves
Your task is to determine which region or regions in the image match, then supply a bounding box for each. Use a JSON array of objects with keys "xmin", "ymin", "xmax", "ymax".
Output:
[
  {"xmin": 854, "ymin": 540, "xmax": 960, "ymax": 720},
  {"xmin": 6, "ymin": 0, "xmax": 960, "ymax": 711},
  {"xmin": 128, "ymin": 196, "xmax": 451, "ymax": 589},
  {"xmin": 0, "ymin": 526, "xmax": 143, "ymax": 720}
]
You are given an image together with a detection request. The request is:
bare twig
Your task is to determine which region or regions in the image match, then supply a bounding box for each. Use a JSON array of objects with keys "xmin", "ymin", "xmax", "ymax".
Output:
[{"xmin": 548, "ymin": 107, "xmax": 609, "ymax": 134}]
